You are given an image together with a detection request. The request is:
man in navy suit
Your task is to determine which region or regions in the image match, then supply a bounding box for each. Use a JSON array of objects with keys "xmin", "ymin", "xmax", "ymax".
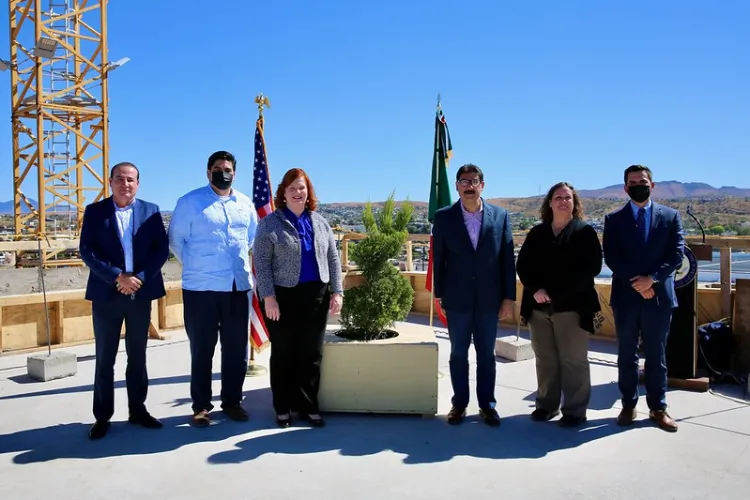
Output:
[
  {"xmin": 603, "ymin": 164, "xmax": 684, "ymax": 432},
  {"xmin": 80, "ymin": 162, "xmax": 170, "ymax": 440},
  {"xmin": 433, "ymin": 164, "xmax": 516, "ymax": 426}
]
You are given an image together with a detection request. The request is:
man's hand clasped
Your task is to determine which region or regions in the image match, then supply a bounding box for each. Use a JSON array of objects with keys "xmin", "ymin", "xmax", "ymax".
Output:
[
  {"xmin": 630, "ymin": 275, "xmax": 655, "ymax": 299},
  {"xmin": 116, "ymin": 272, "xmax": 142, "ymax": 295}
]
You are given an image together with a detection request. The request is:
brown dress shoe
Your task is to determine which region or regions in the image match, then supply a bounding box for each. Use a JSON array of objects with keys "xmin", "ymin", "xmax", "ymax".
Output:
[
  {"xmin": 479, "ymin": 407, "xmax": 501, "ymax": 427},
  {"xmin": 616, "ymin": 407, "xmax": 637, "ymax": 426},
  {"xmin": 649, "ymin": 410, "xmax": 678, "ymax": 432},
  {"xmin": 447, "ymin": 406, "xmax": 466, "ymax": 425},
  {"xmin": 191, "ymin": 409, "xmax": 211, "ymax": 427}
]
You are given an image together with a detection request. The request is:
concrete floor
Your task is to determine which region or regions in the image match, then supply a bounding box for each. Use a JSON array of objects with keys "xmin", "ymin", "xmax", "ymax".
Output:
[{"xmin": 0, "ymin": 315, "xmax": 748, "ymax": 500}]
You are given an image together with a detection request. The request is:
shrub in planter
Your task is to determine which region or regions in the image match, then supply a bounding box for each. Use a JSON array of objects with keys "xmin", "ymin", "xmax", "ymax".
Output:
[{"xmin": 338, "ymin": 192, "xmax": 414, "ymax": 340}]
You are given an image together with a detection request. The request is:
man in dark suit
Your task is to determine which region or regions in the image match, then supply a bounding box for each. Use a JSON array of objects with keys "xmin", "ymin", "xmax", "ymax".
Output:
[
  {"xmin": 79, "ymin": 162, "xmax": 170, "ymax": 440},
  {"xmin": 433, "ymin": 164, "xmax": 516, "ymax": 426},
  {"xmin": 603, "ymin": 164, "xmax": 685, "ymax": 433}
]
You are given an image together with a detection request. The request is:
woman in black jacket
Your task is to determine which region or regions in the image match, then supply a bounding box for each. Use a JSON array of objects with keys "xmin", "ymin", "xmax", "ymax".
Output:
[{"xmin": 516, "ymin": 181, "xmax": 603, "ymax": 427}]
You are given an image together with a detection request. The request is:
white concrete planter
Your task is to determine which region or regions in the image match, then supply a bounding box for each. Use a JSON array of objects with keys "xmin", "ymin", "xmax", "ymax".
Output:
[{"xmin": 318, "ymin": 321, "xmax": 439, "ymax": 416}]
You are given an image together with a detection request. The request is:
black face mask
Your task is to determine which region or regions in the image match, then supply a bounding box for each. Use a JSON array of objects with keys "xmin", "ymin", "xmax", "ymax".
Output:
[
  {"xmin": 628, "ymin": 184, "xmax": 651, "ymax": 203},
  {"xmin": 211, "ymin": 170, "xmax": 233, "ymax": 190}
]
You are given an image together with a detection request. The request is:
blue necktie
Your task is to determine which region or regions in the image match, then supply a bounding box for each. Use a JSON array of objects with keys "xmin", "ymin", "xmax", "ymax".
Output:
[{"xmin": 636, "ymin": 207, "xmax": 647, "ymax": 243}]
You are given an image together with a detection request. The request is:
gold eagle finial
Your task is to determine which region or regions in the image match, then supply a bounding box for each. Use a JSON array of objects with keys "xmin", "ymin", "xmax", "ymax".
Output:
[{"xmin": 255, "ymin": 93, "xmax": 271, "ymax": 116}]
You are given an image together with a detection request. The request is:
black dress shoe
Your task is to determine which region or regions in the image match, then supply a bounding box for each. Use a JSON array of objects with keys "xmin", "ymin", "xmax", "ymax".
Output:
[
  {"xmin": 222, "ymin": 405, "xmax": 249, "ymax": 422},
  {"xmin": 559, "ymin": 415, "xmax": 587, "ymax": 427},
  {"xmin": 531, "ymin": 408, "xmax": 560, "ymax": 422},
  {"xmin": 128, "ymin": 413, "xmax": 163, "ymax": 429},
  {"xmin": 276, "ymin": 413, "xmax": 291, "ymax": 428},
  {"xmin": 479, "ymin": 407, "xmax": 501, "ymax": 427},
  {"xmin": 89, "ymin": 421, "xmax": 110, "ymax": 440},
  {"xmin": 447, "ymin": 406, "xmax": 466, "ymax": 425},
  {"xmin": 300, "ymin": 413, "xmax": 325, "ymax": 427}
]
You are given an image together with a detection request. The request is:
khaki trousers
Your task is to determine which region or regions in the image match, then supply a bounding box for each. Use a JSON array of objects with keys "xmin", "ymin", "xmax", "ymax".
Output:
[{"xmin": 528, "ymin": 309, "xmax": 591, "ymax": 418}]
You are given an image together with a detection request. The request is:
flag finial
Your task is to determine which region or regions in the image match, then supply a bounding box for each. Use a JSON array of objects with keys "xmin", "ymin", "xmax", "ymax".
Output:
[
  {"xmin": 255, "ymin": 93, "xmax": 271, "ymax": 117},
  {"xmin": 436, "ymin": 93, "xmax": 442, "ymax": 112}
]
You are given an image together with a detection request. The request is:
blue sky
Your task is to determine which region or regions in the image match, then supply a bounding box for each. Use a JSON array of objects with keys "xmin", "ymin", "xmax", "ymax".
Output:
[{"xmin": 1, "ymin": 0, "xmax": 747, "ymax": 211}]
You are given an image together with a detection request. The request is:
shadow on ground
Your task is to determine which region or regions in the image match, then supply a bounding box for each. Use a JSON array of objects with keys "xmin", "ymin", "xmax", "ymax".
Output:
[
  {"xmin": 0, "ymin": 372, "xmax": 221, "ymax": 400},
  {"xmin": 1, "ymin": 381, "xmax": 651, "ymax": 466},
  {"xmin": 523, "ymin": 381, "xmax": 623, "ymax": 411},
  {"xmin": 0, "ymin": 387, "xmax": 274, "ymax": 464},
  {"xmin": 207, "ymin": 407, "xmax": 645, "ymax": 465}
]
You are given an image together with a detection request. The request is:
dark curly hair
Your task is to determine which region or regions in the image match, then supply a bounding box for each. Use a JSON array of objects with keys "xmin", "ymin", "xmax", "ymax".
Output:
[{"xmin": 539, "ymin": 182, "xmax": 584, "ymax": 224}]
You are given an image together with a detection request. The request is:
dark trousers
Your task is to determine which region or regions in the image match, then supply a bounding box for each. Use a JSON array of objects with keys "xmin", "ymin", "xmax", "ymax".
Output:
[
  {"xmin": 613, "ymin": 300, "xmax": 672, "ymax": 411},
  {"xmin": 183, "ymin": 288, "xmax": 249, "ymax": 413},
  {"xmin": 92, "ymin": 296, "xmax": 152, "ymax": 422},
  {"xmin": 445, "ymin": 308, "xmax": 499, "ymax": 409},
  {"xmin": 264, "ymin": 281, "xmax": 329, "ymax": 415}
]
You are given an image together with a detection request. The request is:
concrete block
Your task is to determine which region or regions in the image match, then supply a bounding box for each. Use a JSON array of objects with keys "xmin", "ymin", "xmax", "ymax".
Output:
[
  {"xmin": 495, "ymin": 335, "xmax": 535, "ymax": 362},
  {"xmin": 320, "ymin": 321, "xmax": 439, "ymax": 415},
  {"xmin": 27, "ymin": 351, "xmax": 78, "ymax": 382}
]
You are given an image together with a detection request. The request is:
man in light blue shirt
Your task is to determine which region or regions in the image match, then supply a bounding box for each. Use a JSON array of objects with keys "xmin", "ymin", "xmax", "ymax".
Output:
[{"xmin": 168, "ymin": 150, "xmax": 258, "ymax": 427}]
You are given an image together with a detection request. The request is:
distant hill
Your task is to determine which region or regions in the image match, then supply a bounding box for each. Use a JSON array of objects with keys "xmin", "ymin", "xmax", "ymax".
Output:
[
  {"xmin": 325, "ymin": 181, "xmax": 749, "ymax": 206},
  {"xmin": 0, "ymin": 199, "xmax": 34, "ymax": 214},
  {"xmin": 0, "ymin": 181, "xmax": 747, "ymax": 215},
  {"xmin": 0, "ymin": 199, "xmax": 75, "ymax": 214},
  {"xmin": 319, "ymin": 181, "xmax": 750, "ymax": 230},
  {"xmin": 576, "ymin": 181, "xmax": 750, "ymax": 199},
  {"xmin": 326, "ymin": 200, "xmax": 428, "ymax": 209}
]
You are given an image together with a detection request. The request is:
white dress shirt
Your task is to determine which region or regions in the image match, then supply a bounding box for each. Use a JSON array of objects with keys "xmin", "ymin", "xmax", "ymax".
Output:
[{"xmin": 114, "ymin": 198, "xmax": 135, "ymax": 273}]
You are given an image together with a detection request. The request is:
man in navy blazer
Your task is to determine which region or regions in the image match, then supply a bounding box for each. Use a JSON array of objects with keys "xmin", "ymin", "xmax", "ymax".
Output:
[
  {"xmin": 603, "ymin": 164, "xmax": 684, "ymax": 433},
  {"xmin": 79, "ymin": 162, "xmax": 170, "ymax": 440},
  {"xmin": 433, "ymin": 164, "xmax": 516, "ymax": 426}
]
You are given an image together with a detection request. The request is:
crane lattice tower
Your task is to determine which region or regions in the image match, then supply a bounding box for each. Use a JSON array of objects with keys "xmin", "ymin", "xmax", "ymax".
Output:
[{"xmin": 7, "ymin": 0, "xmax": 115, "ymax": 267}]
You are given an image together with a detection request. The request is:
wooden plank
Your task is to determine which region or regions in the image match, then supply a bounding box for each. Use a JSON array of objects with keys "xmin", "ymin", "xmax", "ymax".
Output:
[
  {"xmin": 344, "ymin": 232, "xmax": 750, "ymax": 250},
  {"xmin": 158, "ymin": 297, "xmax": 167, "ymax": 329},
  {"xmin": 639, "ymin": 372, "xmax": 710, "ymax": 392},
  {"xmin": 688, "ymin": 236, "xmax": 750, "ymax": 250},
  {"xmin": 0, "ymin": 239, "xmax": 80, "ymax": 252},
  {"xmin": 732, "ymin": 279, "xmax": 750, "ymax": 373},
  {"xmin": 0, "ymin": 281, "xmax": 185, "ymax": 306},
  {"xmin": 1, "ymin": 303, "xmax": 47, "ymax": 350},
  {"xmin": 405, "ymin": 240, "xmax": 413, "ymax": 271},
  {"xmin": 148, "ymin": 321, "xmax": 164, "ymax": 340},
  {"xmin": 341, "ymin": 239, "xmax": 349, "ymax": 268},
  {"xmin": 62, "ymin": 299, "xmax": 95, "ymax": 343},
  {"xmin": 0, "ymin": 289, "xmax": 86, "ymax": 307},
  {"xmin": 51, "ymin": 301, "xmax": 64, "ymax": 344},
  {"xmin": 720, "ymin": 248, "xmax": 732, "ymax": 318}
]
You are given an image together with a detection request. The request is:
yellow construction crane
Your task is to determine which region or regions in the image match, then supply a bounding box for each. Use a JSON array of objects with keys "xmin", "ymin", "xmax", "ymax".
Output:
[{"xmin": 2, "ymin": 0, "xmax": 126, "ymax": 267}]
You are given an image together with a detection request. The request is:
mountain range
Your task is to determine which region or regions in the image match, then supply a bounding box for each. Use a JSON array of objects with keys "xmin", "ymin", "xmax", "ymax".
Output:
[
  {"xmin": 575, "ymin": 181, "xmax": 750, "ymax": 199},
  {"xmin": 0, "ymin": 181, "xmax": 748, "ymax": 214},
  {"xmin": 327, "ymin": 180, "xmax": 749, "ymax": 208}
]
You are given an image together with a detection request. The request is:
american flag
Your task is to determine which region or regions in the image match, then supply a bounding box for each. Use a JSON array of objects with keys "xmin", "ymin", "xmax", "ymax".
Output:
[{"xmin": 249, "ymin": 116, "xmax": 273, "ymax": 351}]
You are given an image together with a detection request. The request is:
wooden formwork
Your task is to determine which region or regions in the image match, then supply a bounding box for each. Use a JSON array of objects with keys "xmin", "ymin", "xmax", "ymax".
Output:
[{"xmin": 0, "ymin": 274, "xmax": 734, "ymax": 354}]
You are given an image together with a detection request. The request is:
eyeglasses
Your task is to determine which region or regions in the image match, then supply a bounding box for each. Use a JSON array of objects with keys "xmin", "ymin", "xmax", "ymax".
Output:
[{"xmin": 457, "ymin": 179, "xmax": 481, "ymax": 187}]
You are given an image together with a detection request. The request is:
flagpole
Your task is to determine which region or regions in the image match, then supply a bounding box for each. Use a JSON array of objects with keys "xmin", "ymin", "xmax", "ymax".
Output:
[
  {"xmin": 428, "ymin": 94, "xmax": 442, "ymax": 329},
  {"xmin": 246, "ymin": 92, "xmax": 271, "ymax": 377}
]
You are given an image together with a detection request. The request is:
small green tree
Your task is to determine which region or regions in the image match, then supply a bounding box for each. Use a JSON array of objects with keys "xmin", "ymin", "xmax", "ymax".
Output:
[{"xmin": 339, "ymin": 192, "xmax": 414, "ymax": 340}]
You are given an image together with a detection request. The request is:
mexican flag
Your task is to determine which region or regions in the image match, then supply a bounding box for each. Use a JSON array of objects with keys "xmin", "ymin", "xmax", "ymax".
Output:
[{"xmin": 425, "ymin": 107, "xmax": 452, "ymax": 327}]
